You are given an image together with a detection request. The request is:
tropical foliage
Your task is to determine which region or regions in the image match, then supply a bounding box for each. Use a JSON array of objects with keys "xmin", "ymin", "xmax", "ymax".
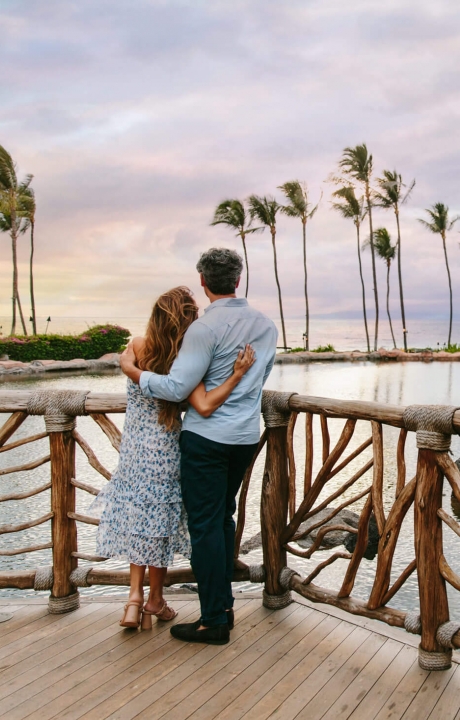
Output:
[
  {"xmin": 419, "ymin": 204, "xmax": 459, "ymax": 347},
  {"xmin": 210, "ymin": 199, "xmax": 260, "ymax": 297},
  {"xmin": 375, "ymin": 170, "xmax": 415, "ymax": 351},
  {"xmin": 1, "ymin": 324, "xmax": 130, "ymax": 362},
  {"xmin": 278, "ymin": 181, "xmax": 320, "ymax": 351},
  {"xmin": 368, "ymin": 228, "xmax": 397, "ymax": 349}
]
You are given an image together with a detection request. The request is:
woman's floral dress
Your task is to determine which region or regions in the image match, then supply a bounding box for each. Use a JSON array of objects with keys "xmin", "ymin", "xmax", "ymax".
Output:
[{"xmin": 91, "ymin": 379, "xmax": 191, "ymax": 567}]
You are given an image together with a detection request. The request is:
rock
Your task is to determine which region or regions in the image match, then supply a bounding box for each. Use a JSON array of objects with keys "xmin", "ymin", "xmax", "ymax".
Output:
[{"xmin": 239, "ymin": 506, "xmax": 379, "ymax": 561}]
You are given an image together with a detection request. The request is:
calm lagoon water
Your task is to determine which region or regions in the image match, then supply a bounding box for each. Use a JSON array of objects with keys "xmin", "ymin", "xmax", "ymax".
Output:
[{"xmin": 2, "ymin": 361, "xmax": 460, "ymax": 619}]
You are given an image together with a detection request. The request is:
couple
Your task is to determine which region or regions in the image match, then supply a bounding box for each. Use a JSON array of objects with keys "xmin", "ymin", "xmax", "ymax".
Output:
[{"xmin": 92, "ymin": 247, "xmax": 277, "ymax": 645}]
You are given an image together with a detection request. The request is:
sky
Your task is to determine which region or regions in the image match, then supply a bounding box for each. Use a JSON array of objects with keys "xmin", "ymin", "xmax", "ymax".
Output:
[{"xmin": 1, "ymin": 0, "xmax": 460, "ymax": 330}]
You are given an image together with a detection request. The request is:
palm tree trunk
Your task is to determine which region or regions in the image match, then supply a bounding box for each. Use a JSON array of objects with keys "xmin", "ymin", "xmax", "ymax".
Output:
[
  {"xmin": 241, "ymin": 233, "xmax": 249, "ymax": 298},
  {"xmin": 356, "ymin": 222, "xmax": 370, "ymax": 352},
  {"xmin": 366, "ymin": 183, "xmax": 379, "ymax": 350},
  {"xmin": 10, "ymin": 231, "xmax": 17, "ymax": 336},
  {"xmin": 442, "ymin": 232, "xmax": 453, "ymax": 346},
  {"xmin": 395, "ymin": 208, "xmax": 407, "ymax": 351},
  {"xmin": 30, "ymin": 220, "xmax": 37, "ymax": 334},
  {"xmin": 302, "ymin": 219, "xmax": 309, "ymax": 350},
  {"xmin": 386, "ymin": 261, "xmax": 396, "ymax": 348},
  {"xmin": 16, "ymin": 288, "xmax": 28, "ymax": 336},
  {"xmin": 271, "ymin": 228, "xmax": 287, "ymax": 350}
]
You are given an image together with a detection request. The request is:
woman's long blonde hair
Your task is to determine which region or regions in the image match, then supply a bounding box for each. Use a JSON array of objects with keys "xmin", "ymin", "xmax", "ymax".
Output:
[{"xmin": 137, "ymin": 286, "xmax": 198, "ymax": 430}]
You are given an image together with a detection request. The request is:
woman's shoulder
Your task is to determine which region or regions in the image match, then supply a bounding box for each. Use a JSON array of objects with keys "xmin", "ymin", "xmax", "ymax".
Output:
[{"xmin": 131, "ymin": 336, "xmax": 146, "ymax": 359}]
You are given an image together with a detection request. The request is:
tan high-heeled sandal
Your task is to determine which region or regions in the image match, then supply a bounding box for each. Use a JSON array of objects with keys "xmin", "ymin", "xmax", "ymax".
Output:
[
  {"xmin": 141, "ymin": 600, "xmax": 178, "ymax": 629},
  {"xmin": 119, "ymin": 601, "xmax": 143, "ymax": 628}
]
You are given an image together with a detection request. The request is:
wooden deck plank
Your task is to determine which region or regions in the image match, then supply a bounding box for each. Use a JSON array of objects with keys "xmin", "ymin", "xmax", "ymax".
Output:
[
  {"xmin": 0, "ymin": 605, "xmax": 54, "ymax": 646},
  {"xmin": 373, "ymin": 660, "xmax": 430, "ymax": 720},
  {"xmin": 241, "ymin": 618, "xmax": 360, "ymax": 720},
  {"xmin": 156, "ymin": 605, "xmax": 313, "ymax": 720},
  {"xmin": 348, "ymin": 645, "xmax": 417, "ymax": 720},
  {"xmin": 4, "ymin": 601, "xmax": 199, "ymax": 720},
  {"xmin": 401, "ymin": 663, "xmax": 456, "ymax": 720},
  {"xmin": 0, "ymin": 605, "xmax": 126, "ymax": 698},
  {"xmin": 428, "ymin": 666, "xmax": 460, "ymax": 720},
  {"xmin": 320, "ymin": 638, "xmax": 403, "ymax": 720},
  {"xmin": 80, "ymin": 601, "xmax": 286, "ymax": 720},
  {"xmin": 253, "ymin": 624, "xmax": 371, "ymax": 720},
  {"xmin": 212, "ymin": 611, "xmax": 336, "ymax": 720},
  {"xmin": 0, "ymin": 597, "xmax": 459, "ymax": 720},
  {"xmin": 0, "ymin": 603, "xmax": 104, "ymax": 664},
  {"xmin": 295, "ymin": 633, "xmax": 388, "ymax": 719},
  {"xmin": 44, "ymin": 600, "xmax": 259, "ymax": 720}
]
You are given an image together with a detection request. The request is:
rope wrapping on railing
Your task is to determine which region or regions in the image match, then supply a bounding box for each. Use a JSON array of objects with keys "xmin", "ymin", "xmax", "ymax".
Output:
[
  {"xmin": 404, "ymin": 611, "xmax": 422, "ymax": 634},
  {"xmin": 263, "ymin": 589, "xmax": 292, "ymax": 609},
  {"xmin": 27, "ymin": 389, "xmax": 90, "ymax": 432},
  {"xmin": 248, "ymin": 565, "xmax": 266, "ymax": 583},
  {"xmin": 279, "ymin": 566, "xmax": 300, "ymax": 590},
  {"xmin": 48, "ymin": 593, "xmax": 80, "ymax": 614},
  {"xmin": 436, "ymin": 620, "xmax": 460, "ymax": 649},
  {"xmin": 418, "ymin": 646, "xmax": 452, "ymax": 671},
  {"xmin": 33, "ymin": 565, "xmax": 54, "ymax": 591},
  {"xmin": 262, "ymin": 391, "xmax": 298, "ymax": 428},
  {"xmin": 69, "ymin": 566, "xmax": 93, "ymax": 587},
  {"xmin": 403, "ymin": 405, "xmax": 460, "ymax": 451}
]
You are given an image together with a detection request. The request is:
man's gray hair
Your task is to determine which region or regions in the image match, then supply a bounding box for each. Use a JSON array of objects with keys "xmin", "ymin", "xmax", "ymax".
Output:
[{"xmin": 196, "ymin": 248, "xmax": 243, "ymax": 295}]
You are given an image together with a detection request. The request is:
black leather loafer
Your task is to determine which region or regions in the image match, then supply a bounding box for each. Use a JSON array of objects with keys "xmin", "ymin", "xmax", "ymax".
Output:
[
  {"xmin": 226, "ymin": 609, "xmax": 234, "ymax": 630},
  {"xmin": 170, "ymin": 621, "xmax": 229, "ymax": 645}
]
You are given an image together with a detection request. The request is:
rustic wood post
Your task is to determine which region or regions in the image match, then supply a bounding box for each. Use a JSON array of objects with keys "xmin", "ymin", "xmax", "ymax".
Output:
[
  {"xmin": 260, "ymin": 391, "xmax": 296, "ymax": 609},
  {"xmin": 28, "ymin": 390, "xmax": 89, "ymax": 614},
  {"xmin": 403, "ymin": 404, "xmax": 459, "ymax": 670},
  {"xmin": 414, "ymin": 449, "xmax": 450, "ymax": 668}
]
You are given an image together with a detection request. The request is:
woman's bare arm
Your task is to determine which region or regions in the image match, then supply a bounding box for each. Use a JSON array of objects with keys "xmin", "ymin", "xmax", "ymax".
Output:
[{"xmin": 187, "ymin": 345, "xmax": 256, "ymax": 418}]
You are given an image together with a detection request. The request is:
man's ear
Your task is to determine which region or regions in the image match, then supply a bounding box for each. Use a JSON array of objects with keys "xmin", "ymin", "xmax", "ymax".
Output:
[
  {"xmin": 200, "ymin": 273, "xmax": 206, "ymax": 288},
  {"xmin": 235, "ymin": 276, "xmax": 241, "ymax": 289}
]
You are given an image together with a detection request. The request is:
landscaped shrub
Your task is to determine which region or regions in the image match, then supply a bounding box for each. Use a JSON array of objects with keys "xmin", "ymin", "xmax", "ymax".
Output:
[{"xmin": 0, "ymin": 324, "xmax": 131, "ymax": 362}]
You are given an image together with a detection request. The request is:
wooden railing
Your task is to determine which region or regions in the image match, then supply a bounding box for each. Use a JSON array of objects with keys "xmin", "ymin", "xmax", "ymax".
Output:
[{"xmin": 1, "ymin": 388, "xmax": 460, "ymax": 671}]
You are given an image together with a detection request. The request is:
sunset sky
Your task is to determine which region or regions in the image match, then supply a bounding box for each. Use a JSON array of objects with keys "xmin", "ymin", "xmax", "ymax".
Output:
[{"xmin": 1, "ymin": 0, "xmax": 459, "ymax": 326}]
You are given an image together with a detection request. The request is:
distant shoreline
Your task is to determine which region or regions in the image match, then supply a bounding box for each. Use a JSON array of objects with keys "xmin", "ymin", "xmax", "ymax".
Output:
[{"xmin": 2, "ymin": 347, "xmax": 460, "ymax": 381}]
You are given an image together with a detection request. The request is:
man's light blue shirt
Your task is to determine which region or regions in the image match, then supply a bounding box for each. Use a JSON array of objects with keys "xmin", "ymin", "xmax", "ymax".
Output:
[{"xmin": 139, "ymin": 297, "xmax": 278, "ymax": 445}]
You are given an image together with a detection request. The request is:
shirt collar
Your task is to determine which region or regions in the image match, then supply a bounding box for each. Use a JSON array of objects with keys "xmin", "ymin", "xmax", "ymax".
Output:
[{"xmin": 203, "ymin": 297, "xmax": 248, "ymax": 313}]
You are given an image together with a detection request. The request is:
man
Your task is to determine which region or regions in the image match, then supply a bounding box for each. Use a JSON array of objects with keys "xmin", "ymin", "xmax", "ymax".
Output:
[{"xmin": 120, "ymin": 247, "xmax": 277, "ymax": 645}]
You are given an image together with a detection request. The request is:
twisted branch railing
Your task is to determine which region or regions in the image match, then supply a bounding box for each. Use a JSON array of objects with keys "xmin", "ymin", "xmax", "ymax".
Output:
[{"xmin": 2, "ymin": 389, "xmax": 460, "ymax": 669}]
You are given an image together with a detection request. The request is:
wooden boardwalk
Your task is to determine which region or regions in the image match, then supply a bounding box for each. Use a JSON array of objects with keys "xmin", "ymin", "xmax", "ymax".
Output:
[{"xmin": 0, "ymin": 595, "xmax": 459, "ymax": 720}]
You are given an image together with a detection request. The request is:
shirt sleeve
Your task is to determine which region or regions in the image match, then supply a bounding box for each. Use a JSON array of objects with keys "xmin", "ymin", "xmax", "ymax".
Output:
[{"xmin": 139, "ymin": 321, "xmax": 215, "ymax": 402}]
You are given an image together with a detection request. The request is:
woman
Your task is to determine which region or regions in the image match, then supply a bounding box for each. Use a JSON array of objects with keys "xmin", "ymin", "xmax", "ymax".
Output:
[{"xmin": 91, "ymin": 286, "xmax": 255, "ymax": 629}]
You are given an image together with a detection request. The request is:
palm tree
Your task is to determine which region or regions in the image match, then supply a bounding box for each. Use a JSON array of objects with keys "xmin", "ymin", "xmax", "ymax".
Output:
[
  {"xmin": 20, "ymin": 186, "xmax": 37, "ymax": 334},
  {"xmin": 210, "ymin": 200, "xmax": 260, "ymax": 297},
  {"xmin": 0, "ymin": 145, "xmax": 32, "ymax": 336},
  {"xmin": 278, "ymin": 181, "xmax": 321, "ymax": 350},
  {"xmin": 331, "ymin": 186, "xmax": 370, "ymax": 352},
  {"xmin": 338, "ymin": 144, "xmax": 379, "ymax": 350},
  {"xmin": 371, "ymin": 228, "xmax": 397, "ymax": 348},
  {"xmin": 247, "ymin": 194, "xmax": 287, "ymax": 349},
  {"xmin": 375, "ymin": 170, "xmax": 415, "ymax": 351},
  {"xmin": 419, "ymin": 203, "xmax": 459, "ymax": 346}
]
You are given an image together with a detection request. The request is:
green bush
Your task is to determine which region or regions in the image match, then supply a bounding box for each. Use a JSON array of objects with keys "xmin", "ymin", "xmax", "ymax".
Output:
[
  {"xmin": 312, "ymin": 343, "xmax": 336, "ymax": 353},
  {"xmin": 0, "ymin": 324, "xmax": 131, "ymax": 362}
]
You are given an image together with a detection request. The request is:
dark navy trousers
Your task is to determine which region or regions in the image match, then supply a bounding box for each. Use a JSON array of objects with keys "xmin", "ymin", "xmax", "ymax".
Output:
[{"xmin": 179, "ymin": 430, "xmax": 258, "ymax": 627}]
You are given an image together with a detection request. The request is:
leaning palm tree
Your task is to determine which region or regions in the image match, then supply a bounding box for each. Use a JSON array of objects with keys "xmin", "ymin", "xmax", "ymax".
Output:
[
  {"xmin": 0, "ymin": 145, "xmax": 32, "ymax": 335},
  {"xmin": 20, "ymin": 185, "xmax": 37, "ymax": 334},
  {"xmin": 278, "ymin": 181, "xmax": 321, "ymax": 350},
  {"xmin": 210, "ymin": 200, "xmax": 260, "ymax": 297},
  {"xmin": 419, "ymin": 203, "xmax": 459, "ymax": 346},
  {"xmin": 247, "ymin": 194, "xmax": 287, "ymax": 349},
  {"xmin": 370, "ymin": 228, "xmax": 397, "ymax": 348},
  {"xmin": 375, "ymin": 170, "xmax": 415, "ymax": 351},
  {"xmin": 338, "ymin": 144, "xmax": 379, "ymax": 350},
  {"xmin": 332, "ymin": 186, "xmax": 370, "ymax": 352}
]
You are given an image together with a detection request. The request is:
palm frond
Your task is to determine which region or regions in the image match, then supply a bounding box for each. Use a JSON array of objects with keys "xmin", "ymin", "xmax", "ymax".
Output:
[
  {"xmin": 338, "ymin": 143, "xmax": 373, "ymax": 183},
  {"xmin": 247, "ymin": 194, "xmax": 280, "ymax": 228},
  {"xmin": 373, "ymin": 227, "xmax": 396, "ymax": 261},
  {"xmin": 419, "ymin": 203, "xmax": 453, "ymax": 235}
]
